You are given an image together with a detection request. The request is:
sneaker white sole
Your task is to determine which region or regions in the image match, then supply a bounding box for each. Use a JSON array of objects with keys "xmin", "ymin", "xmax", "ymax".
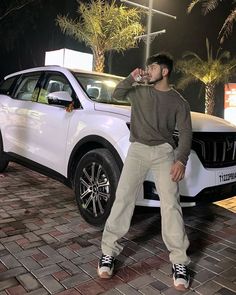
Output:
[
  {"xmin": 97, "ymin": 267, "xmax": 113, "ymax": 279},
  {"xmin": 174, "ymin": 283, "xmax": 189, "ymax": 292},
  {"xmin": 173, "ymin": 276, "xmax": 189, "ymax": 291}
]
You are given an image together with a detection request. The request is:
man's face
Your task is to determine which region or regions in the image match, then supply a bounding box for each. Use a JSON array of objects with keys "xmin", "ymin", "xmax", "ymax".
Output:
[{"xmin": 146, "ymin": 63, "xmax": 166, "ymax": 84}]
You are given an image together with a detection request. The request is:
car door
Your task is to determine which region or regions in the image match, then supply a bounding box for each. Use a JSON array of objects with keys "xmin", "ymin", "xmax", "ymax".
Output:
[
  {"xmin": 24, "ymin": 71, "xmax": 76, "ymax": 176},
  {"xmin": 2, "ymin": 71, "xmax": 76, "ymax": 176},
  {"xmin": 1, "ymin": 72, "xmax": 42, "ymax": 157}
]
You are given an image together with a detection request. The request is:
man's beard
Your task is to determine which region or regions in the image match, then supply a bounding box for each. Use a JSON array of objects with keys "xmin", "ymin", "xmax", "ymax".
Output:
[{"xmin": 148, "ymin": 73, "xmax": 164, "ymax": 85}]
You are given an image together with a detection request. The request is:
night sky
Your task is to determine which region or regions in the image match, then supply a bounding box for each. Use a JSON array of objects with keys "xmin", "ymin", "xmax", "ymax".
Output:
[{"xmin": 0, "ymin": 0, "xmax": 235, "ymax": 115}]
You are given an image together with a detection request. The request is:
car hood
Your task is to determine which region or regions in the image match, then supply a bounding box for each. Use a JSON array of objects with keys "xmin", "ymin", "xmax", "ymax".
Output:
[
  {"xmin": 94, "ymin": 103, "xmax": 236, "ymax": 132},
  {"xmin": 191, "ymin": 111, "xmax": 236, "ymax": 132},
  {"xmin": 94, "ymin": 103, "xmax": 131, "ymax": 118}
]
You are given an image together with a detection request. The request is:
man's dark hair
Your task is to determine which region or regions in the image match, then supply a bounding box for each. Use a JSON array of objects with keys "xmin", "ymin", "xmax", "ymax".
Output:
[{"xmin": 146, "ymin": 53, "xmax": 173, "ymax": 76}]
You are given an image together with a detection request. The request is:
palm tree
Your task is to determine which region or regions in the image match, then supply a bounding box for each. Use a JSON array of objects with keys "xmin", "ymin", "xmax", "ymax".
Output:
[
  {"xmin": 188, "ymin": 0, "xmax": 236, "ymax": 43},
  {"xmin": 176, "ymin": 39, "xmax": 236, "ymax": 115},
  {"xmin": 56, "ymin": 0, "xmax": 144, "ymax": 73}
]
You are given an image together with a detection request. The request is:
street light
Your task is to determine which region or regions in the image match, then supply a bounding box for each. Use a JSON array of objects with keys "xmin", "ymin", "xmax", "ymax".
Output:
[
  {"xmin": 120, "ymin": 0, "xmax": 176, "ymax": 19},
  {"xmin": 134, "ymin": 29, "xmax": 166, "ymax": 42},
  {"xmin": 121, "ymin": 0, "xmax": 176, "ymax": 60},
  {"xmin": 146, "ymin": 0, "xmax": 153, "ymax": 60}
]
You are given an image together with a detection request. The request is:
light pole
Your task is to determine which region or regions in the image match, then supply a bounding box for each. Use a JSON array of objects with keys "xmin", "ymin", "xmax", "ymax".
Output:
[
  {"xmin": 121, "ymin": 0, "xmax": 176, "ymax": 60},
  {"xmin": 146, "ymin": 0, "xmax": 153, "ymax": 60}
]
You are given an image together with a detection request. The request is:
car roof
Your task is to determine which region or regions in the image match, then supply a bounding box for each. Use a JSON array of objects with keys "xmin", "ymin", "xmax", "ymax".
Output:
[{"xmin": 4, "ymin": 65, "xmax": 124, "ymax": 80}]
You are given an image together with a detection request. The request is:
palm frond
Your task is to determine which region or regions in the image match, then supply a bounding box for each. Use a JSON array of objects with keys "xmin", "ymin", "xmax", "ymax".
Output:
[
  {"xmin": 187, "ymin": 0, "xmax": 221, "ymax": 14},
  {"xmin": 182, "ymin": 50, "xmax": 203, "ymax": 62},
  {"xmin": 217, "ymin": 50, "xmax": 231, "ymax": 61},
  {"xmin": 205, "ymin": 38, "xmax": 211, "ymax": 60},
  {"xmin": 202, "ymin": 0, "xmax": 221, "ymax": 15},
  {"xmin": 219, "ymin": 8, "xmax": 236, "ymax": 43},
  {"xmin": 187, "ymin": 0, "xmax": 201, "ymax": 13},
  {"xmin": 105, "ymin": 23, "xmax": 143, "ymax": 51},
  {"xmin": 175, "ymin": 74, "xmax": 199, "ymax": 90},
  {"xmin": 188, "ymin": 0, "xmax": 235, "ymax": 43},
  {"xmin": 56, "ymin": 15, "xmax": 84, "ymax": 40}
]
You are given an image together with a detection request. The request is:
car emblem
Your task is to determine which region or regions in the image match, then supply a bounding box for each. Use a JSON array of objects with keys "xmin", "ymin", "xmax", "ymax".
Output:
[{"xmin": 226, "ymin": 137, "xmax": 234, "ymax": 151}]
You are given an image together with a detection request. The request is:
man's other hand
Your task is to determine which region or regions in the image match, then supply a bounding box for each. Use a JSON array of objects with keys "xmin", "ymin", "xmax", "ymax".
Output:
[{"xmin": 170, "ymin": 161, "xmax": 185, "ymax": 182}]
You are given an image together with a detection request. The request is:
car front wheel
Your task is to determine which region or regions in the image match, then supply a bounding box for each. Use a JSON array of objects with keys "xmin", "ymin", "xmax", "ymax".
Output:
[{"xmin": 74, "ymin": 148, "xmax": 120, "ymax": 226}]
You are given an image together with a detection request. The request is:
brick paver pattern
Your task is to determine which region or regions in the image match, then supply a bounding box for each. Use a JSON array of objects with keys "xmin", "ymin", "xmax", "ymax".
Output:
[{"xmin": 0, "ymin": 163, "xmax": 235, "ymax": 295}]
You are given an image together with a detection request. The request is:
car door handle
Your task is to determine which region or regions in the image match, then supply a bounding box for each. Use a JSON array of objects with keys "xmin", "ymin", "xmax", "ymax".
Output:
[{"xmin": 29, "ymin": 110, "xmax": 40, "ymax": 118}]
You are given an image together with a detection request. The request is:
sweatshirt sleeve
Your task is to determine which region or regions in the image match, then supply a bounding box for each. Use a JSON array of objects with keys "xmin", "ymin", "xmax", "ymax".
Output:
[
  {"xmin": 112, "ymin": 75, "xmax": 136, "ymax": 101},
  {"xmin": 175, "ymin": 101, "xmax": 192, "ymax": 166}
]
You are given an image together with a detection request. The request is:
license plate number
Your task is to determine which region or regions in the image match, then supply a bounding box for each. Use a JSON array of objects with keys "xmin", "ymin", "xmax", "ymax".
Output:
[{"xmin": 217, "ymin": 170, "xmax": 236, "ymax": 184}]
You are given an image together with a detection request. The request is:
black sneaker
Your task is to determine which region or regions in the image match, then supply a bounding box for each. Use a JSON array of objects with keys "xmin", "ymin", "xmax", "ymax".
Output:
[
  {"xmin": 97, "ymin": 254, "xmax": 115, "ymax": 279},
  {"xmin": 172, "ymin": 264, "xmax": 190, "ymax": 291}
]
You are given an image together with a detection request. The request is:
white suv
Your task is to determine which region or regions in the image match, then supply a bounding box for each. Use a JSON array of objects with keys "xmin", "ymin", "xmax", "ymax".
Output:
[{"xmin": 1, "ymin": 66, "xmax": 236, "ymax": 225}]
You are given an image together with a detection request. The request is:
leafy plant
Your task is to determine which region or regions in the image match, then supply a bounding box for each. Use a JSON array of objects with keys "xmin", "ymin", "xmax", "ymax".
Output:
[
  {"xmin": 176, "ymin": 38, "xmax": 236, "ymax": 114},
  {"xmin": 56, "ymin": 0, "xmax": 144, "ymax": 72}
]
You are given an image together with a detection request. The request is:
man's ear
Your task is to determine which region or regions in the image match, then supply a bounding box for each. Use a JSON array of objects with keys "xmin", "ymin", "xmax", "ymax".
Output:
[{"xmin": 162, "ymin": 67, "xmax": 169, "ymax": 77}]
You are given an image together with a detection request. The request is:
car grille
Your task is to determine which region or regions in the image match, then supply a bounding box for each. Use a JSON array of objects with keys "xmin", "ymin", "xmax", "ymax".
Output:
[{"xmin": 192, "ymin": 132, "xmax": 236, "ymax": 168}]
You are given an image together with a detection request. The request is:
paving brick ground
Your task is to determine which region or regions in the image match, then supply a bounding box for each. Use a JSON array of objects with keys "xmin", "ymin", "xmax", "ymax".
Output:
[{"xmin": 0, "ymin": 163, "xmax": 235, "ymax": 295}]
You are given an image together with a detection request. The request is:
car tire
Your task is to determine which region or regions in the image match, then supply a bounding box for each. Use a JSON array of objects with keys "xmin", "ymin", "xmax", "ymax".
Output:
[
  {"xmin": 0, "ymin": 136, "xmax": 9, "ymax": 173},
  {"xmin": 74, "ymin": 148, "xmax": 120, "ymax": 226}
]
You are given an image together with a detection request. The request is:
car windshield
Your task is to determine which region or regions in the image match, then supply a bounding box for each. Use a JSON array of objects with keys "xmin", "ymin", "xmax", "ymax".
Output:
[{"xmin": 73, "ymin": 72, "xmax": 131, "ymax": 106}]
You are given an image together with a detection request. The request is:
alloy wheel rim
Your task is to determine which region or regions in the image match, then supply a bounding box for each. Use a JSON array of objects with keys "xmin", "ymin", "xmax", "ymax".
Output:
[{"xmin": 79, "ymin": 161, "xmax": 111, "ymax": 218}]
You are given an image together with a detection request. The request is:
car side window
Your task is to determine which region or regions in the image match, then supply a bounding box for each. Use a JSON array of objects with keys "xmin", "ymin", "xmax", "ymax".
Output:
[
  {"xmin": 38, "ymin": 73, "xmax": 73, "ymax": 105},
  {"xmin": 14, "ymin": 74, "xmax": 41, "ymax": 101},
  {"xmin": 0, "ymin": 76, "xmax": 17, "ymax": 95}
]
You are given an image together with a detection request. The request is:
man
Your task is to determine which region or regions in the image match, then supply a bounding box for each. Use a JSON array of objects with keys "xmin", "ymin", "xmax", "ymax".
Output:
[{"xmin": 97, "ymin": 53, "xmax": 192, "ymax": 291}]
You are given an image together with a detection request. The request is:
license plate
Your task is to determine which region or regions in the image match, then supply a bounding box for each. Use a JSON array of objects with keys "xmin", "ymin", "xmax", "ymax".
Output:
[{"xmin": 216, "ymin": 170, "xmax": 236, "ymax": 184}]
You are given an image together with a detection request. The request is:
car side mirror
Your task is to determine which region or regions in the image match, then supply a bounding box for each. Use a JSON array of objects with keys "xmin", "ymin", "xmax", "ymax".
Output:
[{"xmin": 47, "ymin": 91, "xmax": 73, "ymax": 106}]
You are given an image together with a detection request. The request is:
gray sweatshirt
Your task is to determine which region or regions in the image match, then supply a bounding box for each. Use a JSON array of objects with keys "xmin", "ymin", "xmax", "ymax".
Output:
[{"xmin": 113, "ymin": 75, "xmax": 192, "ymax": 166}]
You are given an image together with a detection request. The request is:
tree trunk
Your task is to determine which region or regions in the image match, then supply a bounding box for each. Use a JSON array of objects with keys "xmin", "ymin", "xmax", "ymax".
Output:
[
  {"xmin": 93, "ymin": 49, "xmax": 105, "ymax": 73},
  {"xmin": 205, "ymin": 83, "xmax": 215, "ymax": 115}
]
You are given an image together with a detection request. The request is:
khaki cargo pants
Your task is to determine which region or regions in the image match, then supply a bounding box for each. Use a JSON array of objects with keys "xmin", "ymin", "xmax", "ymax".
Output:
[{"xmin": 101, "ymin": 142, "xmax": 190, "ymax": 265}]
